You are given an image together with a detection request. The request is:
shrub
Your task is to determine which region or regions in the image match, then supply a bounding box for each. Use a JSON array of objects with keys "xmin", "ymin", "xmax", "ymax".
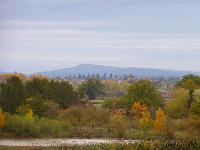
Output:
[
  {"xmin": 3, "ymin": 113, "xmax": 70, "ymax": 137},
  {"xmin": 36, "ymin": 117, "xmax": 70, "ymax": 136},
  {"xmin": 189, "ymin": 115, "xmax": 200, "ymax": 129},
  {"xmin": 42, "ymin": 100, "xmax": 59, "ymax": 118},
  {"xmin": 139, "ymin": 116, "xmax": 153, "ymax": 131},
  {"xmin": 163, "ymin": 117, "xmax": 175, "ymax": 139},
  {"xmin": 174, "ymin": 119, "xmax": 188, "ymax": 131},
  {"xmin": 190, "ymin": 99, "xmax": 200, "ymax": 116},
  {"xmin": 59, "ymin": 106, "xmax": 110, "ymax": 128},
  {"xmin": 165, "ymin": 88, "xmax": 188, "ymax": 119},
  {"xmin": 3, "ymin": 113, "xmax": 39, "ymax": 136},
  {"xmin": 108, "ymin": 114, "xmax": 127, "ymax": 138},
  {"xmin": 58, "ymin": 106, "xmax": 84, "ymax": 126},
  {"xmin": 189, "ymin": 99, "xmax": 200, "ymax": 129},
  {"xmin": 16, "ymin": 104, "xmax": 32, "ymax": 115},
  {"xmin": 82, "ymin": 107, "xmax": 109, "ymax": 128}
]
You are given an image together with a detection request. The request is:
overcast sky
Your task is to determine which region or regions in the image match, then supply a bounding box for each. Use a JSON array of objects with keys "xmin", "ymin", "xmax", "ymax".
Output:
[{"xmin": 0, "ymin": 0, "xmax": 200, "ymax": 73}]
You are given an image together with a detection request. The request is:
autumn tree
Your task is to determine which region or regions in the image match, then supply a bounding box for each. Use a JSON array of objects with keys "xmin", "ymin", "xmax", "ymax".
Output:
[
  {"xmin": 154, "ymin": 108, "xmax": 165, "ymax": 132},
  {"xmin": 131, "ymin": 101, "xmax": 147, "ymax": 119},
  {"xmin": 78, "ymin": 78, "xmax": 104, "ymax": 102},
  {"xmin": 131, "ymin": 102, "xmax": 152, "ymax": 130},
  {"xmin": 0, "ymin": 109, "xmax": 4, "ymax": 129}
]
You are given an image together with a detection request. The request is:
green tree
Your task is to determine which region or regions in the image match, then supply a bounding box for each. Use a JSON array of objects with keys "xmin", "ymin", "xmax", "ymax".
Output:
[
  {"xmin": 26, "ymin": 78, "xmax": 51, "ymax": 99},
  {"xmin": 26, "ymin": 78, "xmax": 79, "ymax": 108},
  {"xmin": 165, "ymin": 88, "xmax": 188, "ymax": 119},
  {"xmin": 0, "ymin": 76, "xmax": 26, "ymax": 113},
  {"xmin": 26, "ymin": 94, "xmax": 45, "ymax": 117},
  {"xmin": 54, "ymin": 81, "xmax": 80, "ymax": 108},
  {"xmin": 124, "ymin": 80, "xmax": 163, "ymax": 109},
  {"xmin": 78, "ymin": 78, "xmax": 104, "ymax": 102},
  {"xmin": 177, "ymin": 74, "xmax": 200, "ymax": 111}
]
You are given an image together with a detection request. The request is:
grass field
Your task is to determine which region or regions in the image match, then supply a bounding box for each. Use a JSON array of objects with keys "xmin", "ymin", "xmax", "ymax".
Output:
[{"xmin": 92, "ymin": 99, "xmax": 105, "ymax": 108}]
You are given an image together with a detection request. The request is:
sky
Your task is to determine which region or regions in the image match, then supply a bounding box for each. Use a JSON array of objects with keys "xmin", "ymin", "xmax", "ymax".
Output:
[{"xmin": 0, "ymin": 0, "xmax": 200, "ymax": 74}]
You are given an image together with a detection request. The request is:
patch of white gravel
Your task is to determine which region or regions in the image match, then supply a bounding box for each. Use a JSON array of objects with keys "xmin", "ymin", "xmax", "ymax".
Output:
[{"xmin": 0, "ymin": 139, "xmax": 137, "ymax": 147}]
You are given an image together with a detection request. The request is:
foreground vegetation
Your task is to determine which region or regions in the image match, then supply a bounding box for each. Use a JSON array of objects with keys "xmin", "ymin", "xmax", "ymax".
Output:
[{"xmin": 0, "ymin": 74, "xmax": 200, "ymax": 140}]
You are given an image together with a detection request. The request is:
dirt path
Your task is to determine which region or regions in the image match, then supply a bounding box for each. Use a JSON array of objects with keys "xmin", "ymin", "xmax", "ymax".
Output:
[{"xmin": 0, "ymin": 139, "xmax": 138, "ymax": 147}]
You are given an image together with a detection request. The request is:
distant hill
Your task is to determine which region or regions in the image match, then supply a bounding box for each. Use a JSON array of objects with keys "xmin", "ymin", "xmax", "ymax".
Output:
[{"xmin": 34, "ymin": 64, "xmax": 200, "ymax": 78}]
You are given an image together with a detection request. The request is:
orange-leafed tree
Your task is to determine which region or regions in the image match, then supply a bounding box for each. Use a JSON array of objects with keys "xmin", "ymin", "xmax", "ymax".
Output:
[
  {"xmin": 0, "ymin": 111, "xmax": 4, "ymax": 129},
  {"xmin": 154, "ymin": 108, "xmax": 165, "ymax": 132},
  {"xmin": 131, "ymin": 101, "xmax": 148, "ymax": 119},
  {"xmin": 131, "ymin": 102, "xmax": 152, "ymax": 130}
]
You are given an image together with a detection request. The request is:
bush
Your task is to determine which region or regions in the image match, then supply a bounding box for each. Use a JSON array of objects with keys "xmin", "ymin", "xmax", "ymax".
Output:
[
  {"xmin": 59, "ymin": 106, "xmax": 110, "ymax": 128},
  {"xmin": 190, "ymin": 99, "xmax": 200, "ymax": 116},
  {"xmin": 108, "ymin": 114, "xmax": 127, "ymax": 138},
  {"xmin": 189, "ymin": 115, "xmax": 200, "ymax": 129},
  {"xmin": 3, "ymin": 113, "xmax": 70, "ymax": 137},
  {"xmin": 42, "ymin": 101, "xmax": 59, "ymax": 118},
  {"xmin": 165, "ymin": 88, "xmax": 188, "ymax": 119},
  {"xmin": 174, "ymin": 119, "xmax": 188, "ymax": 131},
  {"xmin": 189, "ymin": 99, "xmax": 200, "ymax": 129},
  {"xmin": 163, "ymin": 117, "xmax": 175, "ymax": 139},
  {"xmin": 16, "ymin": 104, "xmax": 32, "ymax": 115},
  {"xmin": 139, "ymin": 117, "xmax": 153, "ymax": 132},
  {"xmin": 82, "ymin": 107, "xmax": 109, "ymax": 128},
  {"xmin": 58, "ymin": 106, "xmax": 84, "ymax": 126},
  {"xmin": 36, "ymin": 117, "xmax": 70, "ymax": 136},
  {"xmin": 3, "ymin": 113, "xmax": 39, "ymax": 136}
]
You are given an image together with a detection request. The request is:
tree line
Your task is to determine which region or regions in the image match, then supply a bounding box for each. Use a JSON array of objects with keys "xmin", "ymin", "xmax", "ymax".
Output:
[{"xmin": 0, "ymin": 76, "xmax": 80, "ymax": 114}]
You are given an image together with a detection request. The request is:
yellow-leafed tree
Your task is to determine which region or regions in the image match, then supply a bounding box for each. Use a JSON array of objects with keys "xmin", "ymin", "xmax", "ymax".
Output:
[
  {"xmin": 131, "ymin": 102, "xmax": 152, "ymax": 130},
  {"xmin": 131, "ymin": 101, "xmax": 148, "ymax": 119},
  {"xmin": 0, "ymin": 111, "xmax": 4, "ymax": 129},
  {"xmin": 154, "ymin": 108, "xmax": 165, "ymax": 132}
]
